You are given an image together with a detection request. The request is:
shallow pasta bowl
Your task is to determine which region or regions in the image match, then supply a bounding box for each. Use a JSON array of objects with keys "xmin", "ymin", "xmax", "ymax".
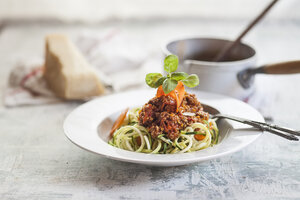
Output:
[{"xmin": 63, "ymin": 89, "xmax": 264, "ymax": 166}]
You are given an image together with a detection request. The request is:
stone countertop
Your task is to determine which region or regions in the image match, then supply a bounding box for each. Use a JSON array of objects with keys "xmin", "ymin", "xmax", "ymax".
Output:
[{"xmin": 0, "ymin": 20, "xmax": 300, "ymax": 200}]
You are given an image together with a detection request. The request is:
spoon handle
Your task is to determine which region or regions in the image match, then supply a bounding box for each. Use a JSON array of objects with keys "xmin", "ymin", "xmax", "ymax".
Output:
[
  {"xmin": 212, "ymin": 114, "xmax": 299, "ymax": 141},
  {"xmin": 213, "ymin": 0, "xmax": 279, "ymax": 62}
]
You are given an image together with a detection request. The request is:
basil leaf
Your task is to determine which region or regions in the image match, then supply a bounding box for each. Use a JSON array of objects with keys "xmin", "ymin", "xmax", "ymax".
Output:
[
  {"xmin": 164, "ymin": 55, "xmax": 178, "ymax": 73},
  {"xmin": 145, "ymin": 73, "xmax": 163, "ymax": 88},
  {"xmin": 171, "ymin": 72, "xmax": 188, "ymax": 81},
  {"xmin": 154, "ymin": 77, "xmax": 167, "ymax": 88},
  {"xmin": 162, "ymin": 78, "xmax": 178, "ymax": 94},
  {"xmin": 182, "ymin": 74, "xmax": 199, "ymax": 88}
]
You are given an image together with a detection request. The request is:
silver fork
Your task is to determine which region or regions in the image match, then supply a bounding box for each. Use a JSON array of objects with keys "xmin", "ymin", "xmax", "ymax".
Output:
[
  {"xmin": 203, "ymin": 104, "xmax": 300, "ymax": 141},
  {"xmin": 211, "ymin": 114, "xmax": 300, "ymax": 141}
]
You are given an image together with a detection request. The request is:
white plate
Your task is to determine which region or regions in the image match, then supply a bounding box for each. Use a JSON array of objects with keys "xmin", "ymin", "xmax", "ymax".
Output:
[{"xmin": 63, "ymin": 89, "xmax": 264, "ymax": 166}]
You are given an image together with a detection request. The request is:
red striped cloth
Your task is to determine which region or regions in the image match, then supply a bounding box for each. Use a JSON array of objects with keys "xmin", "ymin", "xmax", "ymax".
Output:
[{"xmin": 4, "ymin": 62, "xmax": 61, "ymax": 107}]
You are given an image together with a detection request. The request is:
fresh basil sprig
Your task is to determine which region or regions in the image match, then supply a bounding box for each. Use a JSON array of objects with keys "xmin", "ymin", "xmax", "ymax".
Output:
[
  {"xmin": 164, "ymin": 54, "xmax": 178, "ymax": 73},
  {"xmin": 145, "ymin": 55, "xmax": 199, "ymax": 94},
  {"xmin": 145, "ymin": 73, "xmax": 163, "ymax": 88}
]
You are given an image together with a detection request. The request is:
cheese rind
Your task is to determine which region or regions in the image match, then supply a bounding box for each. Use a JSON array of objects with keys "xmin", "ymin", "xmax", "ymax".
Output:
[{"xmin": 44, "ymin": 34, "xmax": 105, "ymax": 100}]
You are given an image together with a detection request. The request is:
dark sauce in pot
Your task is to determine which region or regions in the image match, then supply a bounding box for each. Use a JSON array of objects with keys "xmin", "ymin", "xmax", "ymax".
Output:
[{"xmin": 188, "ymin": 52, "xmax": 244, "ymax": 62}]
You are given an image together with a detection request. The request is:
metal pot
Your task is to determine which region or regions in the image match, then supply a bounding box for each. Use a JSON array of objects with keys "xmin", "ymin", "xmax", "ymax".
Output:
[
  {"xmin": 162, "ymin": 37, "xmax": 300, "ymax": 100},
  {"xmin": 162, "ymin": 37, "xmax": 257, "ymax": 100}
]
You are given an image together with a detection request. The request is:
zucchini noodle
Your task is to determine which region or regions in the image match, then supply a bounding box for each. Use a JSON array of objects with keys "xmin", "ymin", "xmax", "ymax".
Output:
[{"xmin": 108, "ymin": 107, "xmax": 219, "ymax": 154}]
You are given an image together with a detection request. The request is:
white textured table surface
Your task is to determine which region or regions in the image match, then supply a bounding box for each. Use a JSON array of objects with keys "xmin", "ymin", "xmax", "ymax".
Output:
[{"xmin": 0, "ymin": 20, "xmax": 300, "ymax": 200}]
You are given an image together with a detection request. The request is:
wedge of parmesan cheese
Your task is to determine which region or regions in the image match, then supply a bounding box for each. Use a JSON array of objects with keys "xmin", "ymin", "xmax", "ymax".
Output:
[{"xmin": 44, "ymin": 34, "xmax": 106, "ymax": 100}]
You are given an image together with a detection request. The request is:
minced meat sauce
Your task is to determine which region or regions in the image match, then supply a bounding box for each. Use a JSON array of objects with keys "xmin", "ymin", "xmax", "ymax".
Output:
[{"xmin": 138, "ymin": 92, "xmax": 209, "ymax": 140}]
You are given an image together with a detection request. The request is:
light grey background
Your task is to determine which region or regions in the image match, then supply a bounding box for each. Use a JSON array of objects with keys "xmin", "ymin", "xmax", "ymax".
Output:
[{"xmin": 0, "ymin": 0, "xmax": 300, "ymax": 199}]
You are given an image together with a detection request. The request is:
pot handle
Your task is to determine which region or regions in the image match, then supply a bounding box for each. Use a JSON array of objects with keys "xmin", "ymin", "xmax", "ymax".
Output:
[{"xmin": 260, "ymin": 60, "xmax": 300, "ymax": 74}]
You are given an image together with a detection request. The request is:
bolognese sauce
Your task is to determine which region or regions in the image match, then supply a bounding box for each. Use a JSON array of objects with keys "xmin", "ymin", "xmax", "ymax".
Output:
[{"xmin": 139, "ymin": 92, "xmax": 209, "ymax": 140}]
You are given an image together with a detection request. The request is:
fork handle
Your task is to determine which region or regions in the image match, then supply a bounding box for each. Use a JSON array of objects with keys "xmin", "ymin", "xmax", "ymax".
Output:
[
  {"xmin": 252, "ymin": 121, "xmax": 300, "ymax": 136},
  {"xmin": 213, "ymin": 114, "xmax": 299, "ymax": 141}
]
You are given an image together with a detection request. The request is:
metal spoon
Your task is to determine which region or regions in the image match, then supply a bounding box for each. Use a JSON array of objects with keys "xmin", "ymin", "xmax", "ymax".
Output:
[
  {"xmin": 237, "ymin": 60, "xmax": 300, "ymax": 89},
  {"xmin": 203, "ymin": 104, "xmax": 300, "ymax": 141}
]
